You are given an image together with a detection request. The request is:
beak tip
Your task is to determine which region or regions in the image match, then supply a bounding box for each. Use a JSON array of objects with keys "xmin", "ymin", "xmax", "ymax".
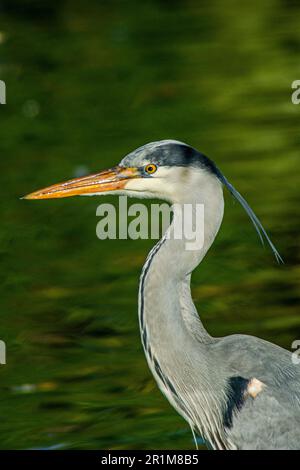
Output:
[{"xmin": 21, "ymin": 191, "xmax": 47, "ymax": 200}]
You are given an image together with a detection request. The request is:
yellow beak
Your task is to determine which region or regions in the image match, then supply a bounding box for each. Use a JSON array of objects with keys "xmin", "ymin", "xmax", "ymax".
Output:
[{"xmin": 23, "ymin": 166, "xmax": 139, "ymax": 200}]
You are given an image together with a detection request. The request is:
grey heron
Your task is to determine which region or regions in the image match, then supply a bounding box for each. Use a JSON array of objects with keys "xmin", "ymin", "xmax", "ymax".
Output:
[{"xmin": 24, "ymin": 140, "xmax": 300, "ymax": 450}]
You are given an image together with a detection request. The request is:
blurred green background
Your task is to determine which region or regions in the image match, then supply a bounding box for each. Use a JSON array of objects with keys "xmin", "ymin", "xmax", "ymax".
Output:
[{"xmin": 0, "ymin": 0, "xmax": 300, "ymax": 450}]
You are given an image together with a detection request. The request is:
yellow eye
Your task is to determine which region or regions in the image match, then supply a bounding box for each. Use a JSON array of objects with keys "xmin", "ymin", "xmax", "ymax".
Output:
[{"xmin": 145, "ymin": 164, "xmax": 157, "ymax": 174}]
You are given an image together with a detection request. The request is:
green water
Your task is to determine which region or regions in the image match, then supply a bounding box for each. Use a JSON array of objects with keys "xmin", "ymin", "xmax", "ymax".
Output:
[{"xmin": 0, "ymin": 0, "xmax": 300, "ymax": 450}]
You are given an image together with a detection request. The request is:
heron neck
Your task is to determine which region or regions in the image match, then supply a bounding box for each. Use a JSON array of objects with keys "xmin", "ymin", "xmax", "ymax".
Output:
[
  {"xmin": 139, "ymin": 176, "xmax": 224, "ymax": 346},
  {"xmin": 138, "ymin": 177, "xmax": 232, "ymax": 448}
]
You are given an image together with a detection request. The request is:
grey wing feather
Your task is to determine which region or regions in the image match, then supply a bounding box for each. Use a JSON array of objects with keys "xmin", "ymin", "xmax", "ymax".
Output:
[
  {"xmin": 228, "ymin": 389, "xmax": 300, "ymax": 449},
  {"xmin": 212, "ymin": 335, "xmax": 300, "ymax": 449}
]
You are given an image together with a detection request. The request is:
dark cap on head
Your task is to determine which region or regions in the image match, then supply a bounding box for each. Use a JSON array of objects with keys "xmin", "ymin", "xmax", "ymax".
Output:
[{"xmin": 121, "ymin": 140, "xmax": 222, "ymax": 178}]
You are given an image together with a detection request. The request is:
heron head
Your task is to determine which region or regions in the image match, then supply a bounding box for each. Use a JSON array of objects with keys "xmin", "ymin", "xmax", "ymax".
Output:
[
  {"xmin": 23, "ymin": 139, "xmax": 283, "ymax": 262},
  {"xmin": 23, "ymin": 140, "xmax": 221, "ymax": 203}
]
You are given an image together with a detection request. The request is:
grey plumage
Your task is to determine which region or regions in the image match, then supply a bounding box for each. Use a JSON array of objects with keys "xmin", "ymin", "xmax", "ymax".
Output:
[
  {"xmin": 122, "ymin": 140, "xmax": 300, "ymax": 449},
  {"xmin": 217, "ymin": 335, "xmax": 300, "ymax": 449}
]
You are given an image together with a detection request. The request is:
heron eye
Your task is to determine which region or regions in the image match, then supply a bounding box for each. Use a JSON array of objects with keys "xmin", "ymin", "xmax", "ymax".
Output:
[{"xmin": 145, "ymin": 164, "xmax": 157, "ymax": 175}]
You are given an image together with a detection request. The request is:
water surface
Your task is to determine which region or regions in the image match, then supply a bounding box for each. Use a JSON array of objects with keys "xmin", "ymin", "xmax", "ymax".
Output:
[{"xmin": 0, "ymin": 0, "xmax": 300, "ymax": 449}]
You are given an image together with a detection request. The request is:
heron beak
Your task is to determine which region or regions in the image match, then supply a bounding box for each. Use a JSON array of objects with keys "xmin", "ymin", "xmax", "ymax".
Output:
[{"xmin": 23, "ymin": 166, "xmax": 140, "ymax": 200}]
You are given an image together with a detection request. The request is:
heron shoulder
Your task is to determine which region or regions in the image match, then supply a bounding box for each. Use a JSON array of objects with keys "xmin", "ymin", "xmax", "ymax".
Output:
[{"xmin": 211, "ymin": 333, "xmax": 300, "ymax": 389}]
